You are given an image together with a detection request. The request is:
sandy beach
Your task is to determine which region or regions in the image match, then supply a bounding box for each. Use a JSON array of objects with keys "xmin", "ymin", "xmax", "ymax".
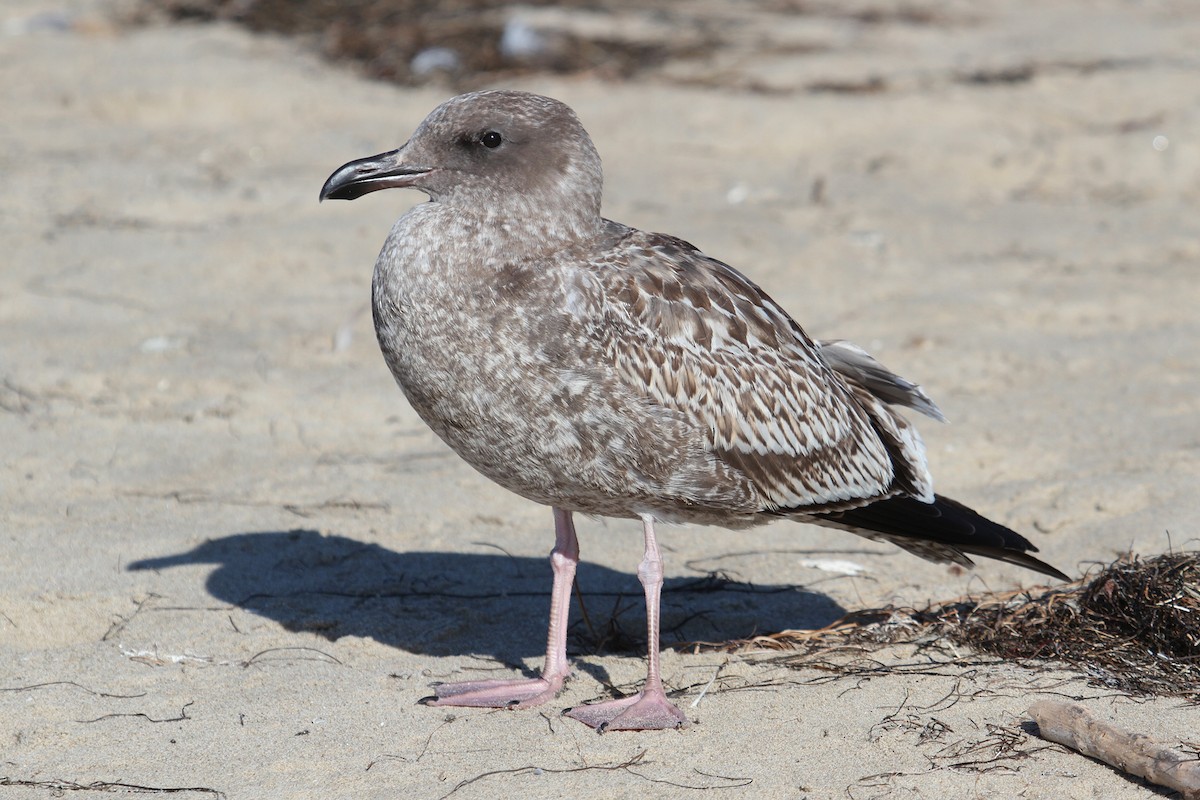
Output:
[{"xmin": 3, "ymin": 0, "xmax": 1199, "ymax": 797}]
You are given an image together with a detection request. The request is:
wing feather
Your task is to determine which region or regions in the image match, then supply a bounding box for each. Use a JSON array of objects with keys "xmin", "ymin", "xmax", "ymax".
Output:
[{"xmin": 588, "ymin": 230, "xmax": 929, "ymax": 513}]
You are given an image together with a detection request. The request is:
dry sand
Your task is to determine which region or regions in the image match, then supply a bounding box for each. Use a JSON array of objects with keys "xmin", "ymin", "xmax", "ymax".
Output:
[{"xmin": 2, "ymin": 0, "xmax": 1199, "ymax": 797}]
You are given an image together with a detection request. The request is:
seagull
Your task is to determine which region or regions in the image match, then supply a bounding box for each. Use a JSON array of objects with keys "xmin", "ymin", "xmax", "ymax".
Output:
[{"xmin": 320, "ymin": 90, "xmax": 1067, "ymax": 732}]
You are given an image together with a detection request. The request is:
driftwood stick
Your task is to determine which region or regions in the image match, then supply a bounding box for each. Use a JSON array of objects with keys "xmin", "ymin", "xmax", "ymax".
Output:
[{"xmin": 1029, "ymin": 700, "xmax": 1200, "ymax": 799}]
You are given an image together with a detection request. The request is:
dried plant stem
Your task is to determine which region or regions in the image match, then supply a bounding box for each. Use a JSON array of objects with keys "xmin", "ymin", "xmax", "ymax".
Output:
[{"xmin": 1028, "ymin": 700, "xmax": 1200, "ymax": 799}]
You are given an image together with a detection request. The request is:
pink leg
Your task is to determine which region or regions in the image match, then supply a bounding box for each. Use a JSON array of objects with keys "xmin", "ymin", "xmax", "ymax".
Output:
[
  {"xmin": 420, "ymin": 507, "xmax": 578, "ymax": 709},
  {"xmin": 565, "ymin": 515, "xmax": 689, "ymax": 731}
]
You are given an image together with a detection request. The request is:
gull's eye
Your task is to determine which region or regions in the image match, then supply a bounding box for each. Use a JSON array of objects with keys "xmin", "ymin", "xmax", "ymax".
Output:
[{"xmin": 480, "ymin": 131, "xmax": 503, "ymax": 149}]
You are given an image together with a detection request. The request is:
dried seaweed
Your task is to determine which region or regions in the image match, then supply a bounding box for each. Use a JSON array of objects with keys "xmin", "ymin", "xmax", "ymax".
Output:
[
  {"xmin": 704, "ymin": 552, "xmax": 1200, "ymax": 702},
  {"xmin": 129, "ymin": 0, "xmax": 714, "ymax": 88},
  {"xmin": 937, "ymin": 552, "xmax": 1200, "ymax": 698}
]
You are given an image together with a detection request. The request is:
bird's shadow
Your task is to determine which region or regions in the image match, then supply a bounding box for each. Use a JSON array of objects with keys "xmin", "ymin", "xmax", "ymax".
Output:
[{"xmin": 127, "ymin": 529, "xmax": 846, "ymax": 670}]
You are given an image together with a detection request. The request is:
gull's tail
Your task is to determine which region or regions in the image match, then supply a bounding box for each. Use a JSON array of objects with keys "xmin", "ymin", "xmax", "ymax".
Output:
[{"xmin": 812, "ymin": 493, "xmax": 1070, "ymax": 581}]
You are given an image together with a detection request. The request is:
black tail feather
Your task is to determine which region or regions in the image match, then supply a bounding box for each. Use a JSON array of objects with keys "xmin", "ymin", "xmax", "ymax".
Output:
[{"xmin": 815, "ymin": 494, "xmax": 1070, "ymax": 581}]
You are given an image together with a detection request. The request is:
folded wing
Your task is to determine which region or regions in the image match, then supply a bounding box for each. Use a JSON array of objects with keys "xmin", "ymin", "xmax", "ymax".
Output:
[{"xmin": 591, "ymin": 230, "xmax": 931, "ymax": 513}]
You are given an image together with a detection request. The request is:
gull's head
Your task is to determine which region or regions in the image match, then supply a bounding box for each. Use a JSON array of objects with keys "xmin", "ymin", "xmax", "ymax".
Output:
[{"xmin": 320, "ymin": 90, "xmax": 604, "ymax": 226}]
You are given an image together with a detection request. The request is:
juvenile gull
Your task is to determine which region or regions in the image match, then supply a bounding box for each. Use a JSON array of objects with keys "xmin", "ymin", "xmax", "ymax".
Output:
[{"xmin": 320, "ymin": 90, "xmax": 1068, "ymax": 732}]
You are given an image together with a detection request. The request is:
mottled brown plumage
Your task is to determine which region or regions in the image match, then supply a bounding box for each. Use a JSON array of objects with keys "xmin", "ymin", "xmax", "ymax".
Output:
[{"xmin": 321, "ymin": 90, "xmax": 1067, "ymax": 731}]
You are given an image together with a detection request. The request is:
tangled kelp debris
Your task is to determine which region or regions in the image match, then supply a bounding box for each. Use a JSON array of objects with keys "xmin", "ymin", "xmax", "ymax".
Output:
[
  {"xmin": 942, "ymin": 551, "xmax": 1199, "ymax": 697},
  {"xmin": 713, "ymin": 552, "xmax": 1200, "ymax": 701},
  {"xmin": 129, "ymin": 0, "xmax": 711, "ymax": 87}
]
